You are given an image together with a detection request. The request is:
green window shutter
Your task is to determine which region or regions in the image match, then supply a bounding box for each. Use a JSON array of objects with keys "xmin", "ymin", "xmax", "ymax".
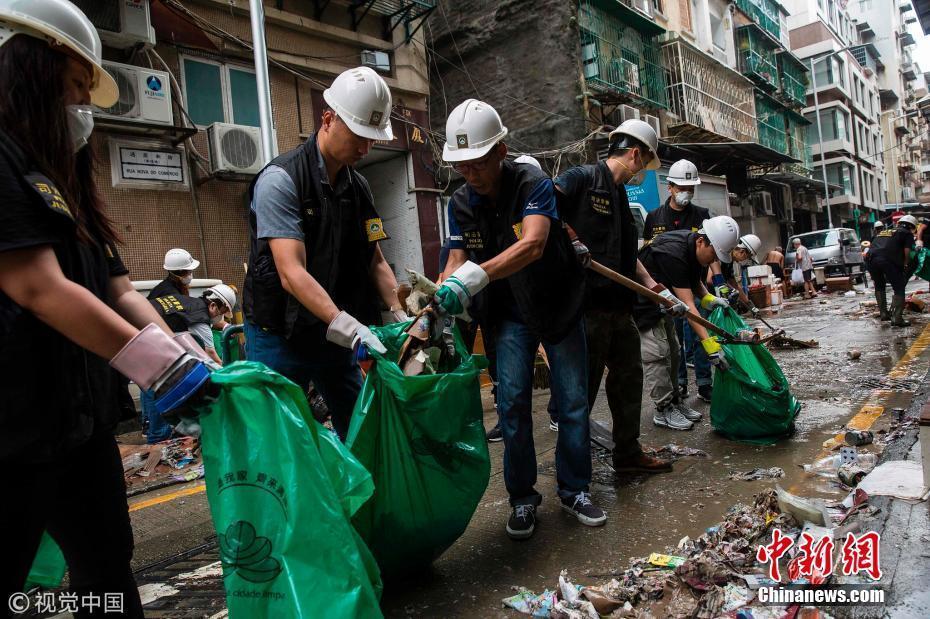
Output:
[
  {"xmin": 229, "ymin": 68, "xmax": 260, "ymax": 127},
  {"xmin": 183, "ymin": 59, "xmax": 224, "ymax": 126}
]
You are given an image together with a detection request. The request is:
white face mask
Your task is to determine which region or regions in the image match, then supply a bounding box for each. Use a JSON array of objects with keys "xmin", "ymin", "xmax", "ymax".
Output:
[
  {"xmin": 674, "ymin": 191, "xmax": 693, "ymax": 206},
  {"xmin": 211, "ymin": 313, "xmax": 224, "ymax": 326},
  {"xmin": 180, "ymin": 274, "xmax": 193, "ymax": 285},
  {"xmin": 66, "ymin": 105, "xmax": 94, "ymax": 152}
]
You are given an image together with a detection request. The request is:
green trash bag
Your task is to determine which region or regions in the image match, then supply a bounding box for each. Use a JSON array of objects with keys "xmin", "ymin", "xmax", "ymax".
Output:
[
  {"xmin": 346, "ymin": 320, "xmax": 490, "ymax": 576},
  {"xmin": 708, "ymin": 307, "xmax": 800, "ymax": 444},
  {"xmin": 24, "ymin": 532, "xmax": 66, "ymax": 590},
  {"xmin": 200, "ymin": 362, "xmax": 382, "ymax": 618},
  {"xmin": 913, "ymin": 246, "xmax": 930, "ymax": 281}
]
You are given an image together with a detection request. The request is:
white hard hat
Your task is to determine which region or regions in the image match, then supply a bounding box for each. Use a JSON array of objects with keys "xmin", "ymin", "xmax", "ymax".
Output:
[
  {"xmin": 163, "ymin": 248, "xmax": 200, "ymax": 272},
  {"xmin": 608, "ymin": 119, "xmax": 660, "ymax": 170},
  {"xmin": 667, "ymin": 159, "xmax": 701, "ymax": 186},
  {"xmin": 323, "ymin": 66, "xmax": 393, "ymax": 141},
  {"xmin": 873, "ymin": 220, "xmax": 885, "ymax": 229},
  {"xmin": 442, "ymin": 99, "xmax": 508, "ymax": 162},
  {"xmin": 899, "ymin": 214, "xmax": 918, "ymax": 228},
  {"xmin": 514, "ymin": 154, "xmax": 541, "ymax": 169},
  {"xmin": 205, "ymin": 284, "xmax": 236, "ymax": 312},
  {"xmin": 699, "ymin": 216, "xmax": 740, "ymax": 263},
  {"xmin": 0, "ymin": 0, "xmax": 118, "ymax": 108},
  {"xmin": 737, "ymin": 233, "xmax": 762, "ymax": 261}
]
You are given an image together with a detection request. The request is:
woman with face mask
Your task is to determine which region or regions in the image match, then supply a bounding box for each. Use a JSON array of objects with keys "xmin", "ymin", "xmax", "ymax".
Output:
[
  {"xmin": 0, "ymin": 1, "xmax": 214, "ymax": 611},
  {"xmin": 149, "ymin": 248, "xmax": 201, "ymax": 298}
]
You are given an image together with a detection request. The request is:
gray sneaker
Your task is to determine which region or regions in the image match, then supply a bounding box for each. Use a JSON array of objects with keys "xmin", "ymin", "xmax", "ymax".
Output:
[
  {"xmin": 674, "ymin": 401, "xmax": 703, "ymax": 422},
  {"xmin": 653, "ymin": 404, "xmax": 694, "ymax": 431}
]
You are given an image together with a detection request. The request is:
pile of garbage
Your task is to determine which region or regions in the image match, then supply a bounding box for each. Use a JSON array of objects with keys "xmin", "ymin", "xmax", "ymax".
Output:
[
  {"xmin": 120, "ymin": 437, "xmax": 203, "ymax": 490},
  {"xmin": 503, "ymin": 489, "xmax": 855, "ymax": 618}
]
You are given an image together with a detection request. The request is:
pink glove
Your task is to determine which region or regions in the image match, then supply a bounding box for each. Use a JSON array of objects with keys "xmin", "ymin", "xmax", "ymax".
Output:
[{"xmin": 110, "ymin": 324, "xmax": 187, "ymax": 391}]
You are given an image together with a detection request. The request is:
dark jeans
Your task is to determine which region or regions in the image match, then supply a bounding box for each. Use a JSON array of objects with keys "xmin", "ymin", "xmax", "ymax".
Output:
[
  {"xmin": 2, "ymin": 433, "xmax": 143, "ymax": 618},
  {"xmin": 675, "ymin": 314, "xmax": 712, "ymax": 388},
  {"xmin": 140, "ymin": 390, "xmax": 173, "ymax": 444},
  {"xmin": 869, "ymin": 258, "xmax": 907, "ymax": 296},
  {"xmin": 496, "ymin": 319, "xmax": 590, "ymax": 505},
  {"xmin": 244, "ymin": 321, "xmax": 362, "ymax": 439}
]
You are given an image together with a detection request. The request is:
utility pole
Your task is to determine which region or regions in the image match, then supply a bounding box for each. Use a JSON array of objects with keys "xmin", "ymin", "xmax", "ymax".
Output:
[{"xmin": 249, "ymin": 0, "xmax": 277, "ymax": 164}]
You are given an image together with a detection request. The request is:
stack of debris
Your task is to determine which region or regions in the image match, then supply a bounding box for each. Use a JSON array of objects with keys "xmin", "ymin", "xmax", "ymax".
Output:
[{"xmin": 120, "ymin": 437, "xmax": 202, "ymax": 492}]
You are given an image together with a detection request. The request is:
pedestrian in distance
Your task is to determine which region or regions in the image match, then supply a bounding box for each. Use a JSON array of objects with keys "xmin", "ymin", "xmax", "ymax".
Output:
[
  {"xmin": 149, "ymin": 248, "xmax": 200, "ymax": 299},
  {"xmin": 792, "ymin": 237, "xmax": 817, "ymax": 299},
  {"xmin": 764, "ymin": 246, "xmax": 789, "ymax": 300},
  {"xmin": 635, "ymin": 217, "xmax": 741, "ymax": 430},
  {"xmin": 435, "ymin": 98, "xmax": 605, "ymax": 540},
  {"xmin": 869, "ymin": 215, "xmax": 918, "ymax": 327},
  {"xmin": 0, "ymin": 1, "xmax": 216, "ymax": 612},
  {"xmin": 552, "ymin": 119, "xmax": 689, "ymax": 473},
  {"xmin": 242, "ymin": 66, "xmax": 406, "ymax": 441}
]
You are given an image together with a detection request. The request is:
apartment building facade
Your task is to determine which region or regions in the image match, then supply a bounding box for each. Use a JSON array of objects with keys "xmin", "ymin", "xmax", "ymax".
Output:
[{"xmin": 78, "ymin": 0, "xmax": 437, "ymax": 290}]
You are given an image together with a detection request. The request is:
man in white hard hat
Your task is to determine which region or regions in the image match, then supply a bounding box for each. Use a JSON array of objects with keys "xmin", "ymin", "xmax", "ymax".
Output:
[
  {"xmin": 710, "ymin": 233, "xmax": 763, "ymax": 311},
  {"xmin": 435, "ymin": 98, "xmax": 603, "ymax": 539},
  {"xmin": 551, "ymin": 119, "xmax": 689, "ymax": 473},
  {"xmin": 868, "ymin": 215, "xmax": 917, "ymax": 326},
  {"xmin": 149, "ymin": 248, "xmax": 201, "ymax": 299},
  {"xmin": 242, "ymin": 66, "xmax": 405, "ymax": 440},
  {"xmin": 643, "ymin": 159, "xmax": 710, "ymax": 241},
  {"xmin": 635, "ymin": 216, "xmax": 740, "ymax": 430}
]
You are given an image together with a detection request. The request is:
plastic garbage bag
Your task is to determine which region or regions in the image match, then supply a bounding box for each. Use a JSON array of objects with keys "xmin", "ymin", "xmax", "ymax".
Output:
[
  {"xmin": 24, "ymin": 532, "xmax": 66, "ymax": 590},
  {"xmin": 914, "ymin": 246, "xmax": 930, "ymax": 281},
  {"xmin": 708, "ymin": 307, "xmax": 800, "ymax": 443},
  {"xmin": 200, "ymin": 362, "xmax": 382, "ymax": 618},
  {"xmin": 347, "ymin": 320, "xmax": 490, "ymax": 576}
]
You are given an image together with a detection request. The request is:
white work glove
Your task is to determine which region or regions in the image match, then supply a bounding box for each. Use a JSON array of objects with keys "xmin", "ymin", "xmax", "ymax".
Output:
[
  {"xmin": 388, "ymin": 307, "xmax": 409, "ymax": 324},
  {"xmin": 652, "ymin": 284, "xmax": 688, "ymax": 317},
  {"xmin": 434, "ymin": 260, "xmax": 490, "ymax": 319},
  {"xmin": 173, "ymin": 332, "xmax": 220, "ymax": 370},
  {"xmin": 917, "ymin": 240, "xmax": 925, "ymax": 249},
  {"xmin": 572, "ymin": 238, "xmax": 592, "ymax": 268},
  {"xmin": 700, "ymin": 293, "xmax": 729, "ymax": 311},
  {"xmin": 110, "ymin": 324, "xmax": 212, "ymax": 414},
  {"xmin": 326, "ymin": 311, "xmax": 387, "ymax": 355}
]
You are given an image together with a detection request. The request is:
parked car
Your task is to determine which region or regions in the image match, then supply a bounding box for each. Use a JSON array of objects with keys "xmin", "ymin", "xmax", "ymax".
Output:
[{"xmin": 785, "ymin": 228, "xmax": 866, "ymax": 283}]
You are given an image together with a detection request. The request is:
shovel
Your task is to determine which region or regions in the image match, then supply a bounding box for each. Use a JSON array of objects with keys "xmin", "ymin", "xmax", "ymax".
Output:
[{"xmin": 588, "ymin": 261, "xmax": 761, "ymax": 345}]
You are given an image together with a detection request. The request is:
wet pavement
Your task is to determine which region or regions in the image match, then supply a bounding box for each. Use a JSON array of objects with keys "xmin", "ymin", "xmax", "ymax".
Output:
[{"xmin": 122, "ymin": 282, "xmax": 930, "ymax": 617}]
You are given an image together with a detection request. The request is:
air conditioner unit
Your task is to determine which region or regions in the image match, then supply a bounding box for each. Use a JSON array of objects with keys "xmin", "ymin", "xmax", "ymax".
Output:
[
  {"xmin": 643, "ymin": 114, "xmax": 661, "ymax": 137},
  {"xmin": 620, "ymin": 104, "xmax": 640, "ymax": 122},
  {"xmin": 207, "ymin": 123, "xmax": 264, "ymax": 176},
  {"xmin": 72, "ymin": 0, "xmax": 155, "ymax": 49},
  {"xmin": 751, "ymin": 191, "xmax": 775, "ymax": 216},
  {"xmin": 621, "ymin": 59, "xmax": 641, "ymax": 91},
  {"xmin": 582, "ymin": 42, "xmax": 599, "ymax": 79},
  {"xmin": 95, "ymin": 61, "xmax": 172, "ymax": 125},
  {"xmin": 627, "ymin": 0, "xmax": 653, "ymax": 18},
  {"xmin": 361, "ymin": 50, "xmax": 391, "ymax": 73}
]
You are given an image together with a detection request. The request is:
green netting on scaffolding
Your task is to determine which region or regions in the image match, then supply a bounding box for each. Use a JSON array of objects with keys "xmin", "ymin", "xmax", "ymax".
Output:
[
  {"xmin": 777, "ymin": 52, "xmax": 809, "ymax": 108},
  {"xmin": 754, "ymin": 90, "xmax": 787, "ymax": 154},
  {"xmin": 735, "ymin": 0, "xmax": 781, "ymax": 40},
  {"xmin": 784, "ymin": 109, "xmax": 813, "ymax": 174},
  {"xmin": 578, "ymin": 0, "xmax": 668, "ymax": 109},
  {"xmin": 737, "ymin": 26, "xmax": 779, "ymax": 91}
]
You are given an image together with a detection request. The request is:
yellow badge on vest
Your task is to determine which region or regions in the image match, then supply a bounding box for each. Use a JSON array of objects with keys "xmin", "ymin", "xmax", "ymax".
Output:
[
  {"xmin": 589, "ymin": 194, "xmax": 611, "ymax": 215},
  {"xmin": 26, "ymin": 174, "xmax": 72, "ymax": 220},
  {"xmin": 365, "ymin": 218, "xmax": 387, "ymax": 242},
  {"xmin": 155, "ymin": 296, "xmax": 185, "ymax": 314}
]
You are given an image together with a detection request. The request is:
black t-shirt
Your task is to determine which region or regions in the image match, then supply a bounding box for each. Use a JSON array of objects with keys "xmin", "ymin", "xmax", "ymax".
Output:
[
  {"xmin": 0, "ymin": 133, "xmax": 128, "ymax": 462},
  {"xmin": 642, "ymin": 199, "xmax": 711, "ymax": 241},
  {"xmin": 878, "ymin": 228, "xmax": 916, "ymax": 268},
  {"xmin": 635, "ymin": 230, "xmax": 701, "ymax": 328}
]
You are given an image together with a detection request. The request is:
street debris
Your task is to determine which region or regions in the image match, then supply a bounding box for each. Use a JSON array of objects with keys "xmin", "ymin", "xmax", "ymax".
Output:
[
  {"xmin": 643, "ymin": 444, "xmax": 708, "ymax": 461},
  {"xmin": 766, "ymin": 334, "xmax": 819, "ymax": 349},
  {"xmin": 856, "ymin": 460, "xmax": 930, "ymax": 502},
  {"xmin": 728, "ymin": 467, "xmax": 785, "ymax": 481},
  {"xmin": 803, "ymin": 447, "xmax": 877, "ymax": 479},
  {"xmin": 120, "ymin": 437, "xmax": 201, "ymax": 489},
  {"xmin": 846, "ymin": 349, "xmax": 861, "ymax": 361},
  {"xmin": 843, "ymin": 429, "xmax": 873, "ymax": 446},
  {"xmin": 503, "ymin": 588, "xmax": 557, "ymax": 617},
  {"xmin": 648, "ymin": 553, "xmax": 686, "ymax": 568}
]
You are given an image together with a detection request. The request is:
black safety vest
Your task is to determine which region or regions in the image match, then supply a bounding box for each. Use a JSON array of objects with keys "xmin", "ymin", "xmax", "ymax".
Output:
[
  {"xmin": 556, "ymin": 161, "xmax": 637, "ymax": 311},
  {"xmin": 148, "ymin": 277, "xmax": 185, "ymax": 300},
  {"xmin": 149, "ymin": 294, "xmax": 212, "ymax": 334},
  {"xmin": 450, "ymin": 160, "xmax": 584, "ymax": 344},
  {"xmin": 0, "ymin": 130, "xmax": 126, "ymax": 462},
  {"xmin": 243, "ymin": 134, "xmax": 382, "ymax": 340},
  {"xmin": 643, "ymin": 199, "xmax": 711, "ymax": 241},
  {"xmin": 634, "ymin": 230, "xmax": 701, "ymax": 329},
  {"xmin": 869, "ymin": 229, "xmax": 893, "ymax": 254}
]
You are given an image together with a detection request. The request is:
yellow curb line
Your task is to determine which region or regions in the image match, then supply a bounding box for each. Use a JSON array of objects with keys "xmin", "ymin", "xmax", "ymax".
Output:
[{"xmin": 129, "ymin": 482, "xmax": 207, "ymax": 512}]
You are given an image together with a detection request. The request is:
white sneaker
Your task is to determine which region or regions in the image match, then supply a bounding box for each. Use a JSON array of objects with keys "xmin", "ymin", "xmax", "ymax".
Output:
[{"xmin": 675, "ymin": 401, "xmax": 703, "ymax": 422}]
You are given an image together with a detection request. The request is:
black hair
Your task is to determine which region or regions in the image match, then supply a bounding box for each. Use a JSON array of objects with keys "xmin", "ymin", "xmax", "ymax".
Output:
[{"xmin": 0, "ymin": 35, "xmax": 118, "ymax": 245}]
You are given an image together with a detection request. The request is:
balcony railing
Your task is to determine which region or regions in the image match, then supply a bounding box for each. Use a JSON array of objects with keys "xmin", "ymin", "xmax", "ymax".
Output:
[
  {"xmin": 755, "ymin": 91, "xmax": 787, "ymax": 154},
  {"xmin": 578, "ymin": 0, "xmax": 668, "ymax": 109},
  {"xmin": 777, "ymin": 52, "xmax": 808, "ymax": 108},
  {"xmin": 734, "ymin": 0, "xmax": 781, "ymax": 41},
  {"xmin": 662, "ymin": 36, "xmax": 758, "ymax": 143},
  {"xmin": 349, "ymin": 0, "xmax": 435, "ymax": 41},
  {"xmin": 736, "ymin": 26, "xmax": 779, "ymax": 91}
]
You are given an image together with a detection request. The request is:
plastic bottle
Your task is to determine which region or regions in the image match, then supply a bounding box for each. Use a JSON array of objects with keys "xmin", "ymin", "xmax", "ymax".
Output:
[{"xmin": 803, "ymin": 453, "xmax": 877, "ymax": 477}]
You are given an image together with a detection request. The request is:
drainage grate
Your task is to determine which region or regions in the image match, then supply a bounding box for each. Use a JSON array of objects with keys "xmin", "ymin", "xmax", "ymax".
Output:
[{"xmin": 856, "ymin": 376, "xmax": 919, "ymax": 391}]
